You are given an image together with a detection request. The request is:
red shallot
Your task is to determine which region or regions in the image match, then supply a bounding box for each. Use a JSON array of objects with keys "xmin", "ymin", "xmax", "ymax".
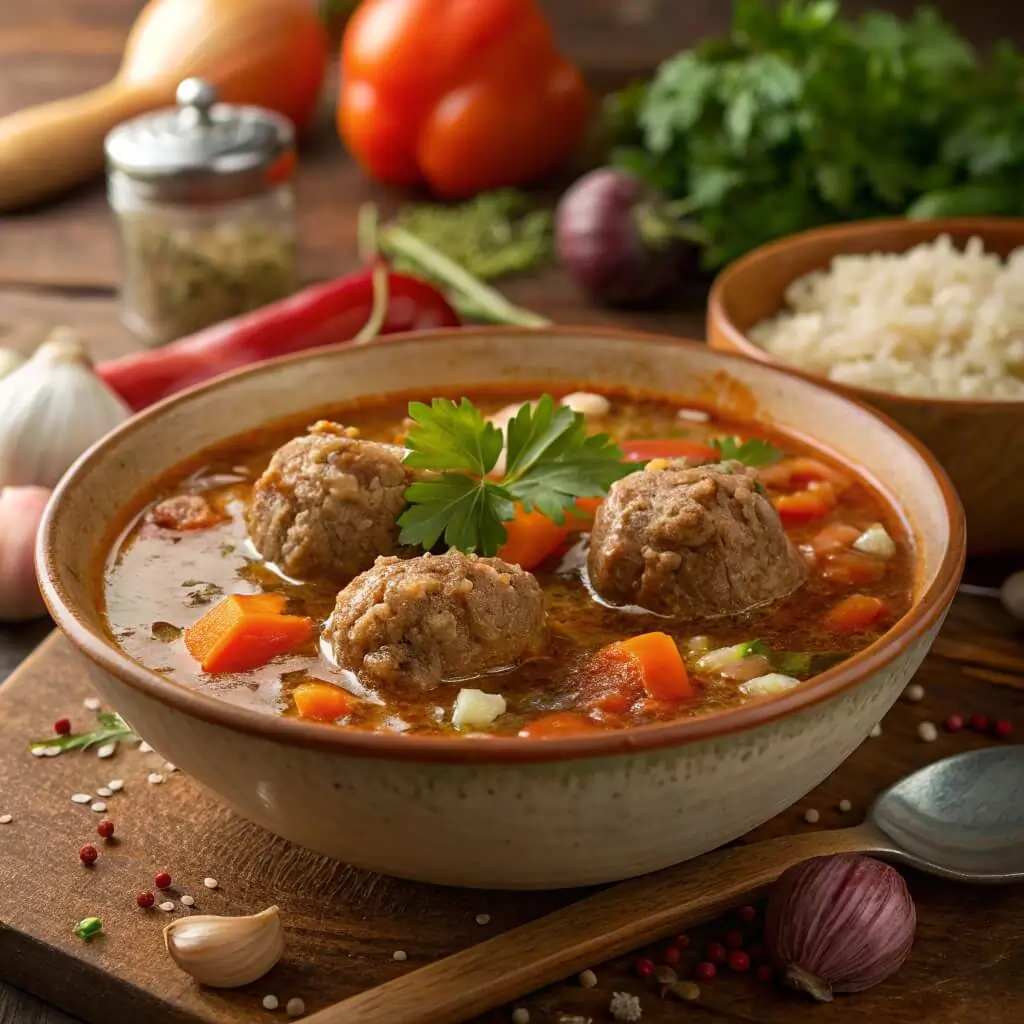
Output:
[
  {"xmin": 0, "ymin": 485, "xmax": 50, "ymax": 622},
  {"xmin": 764, "ymin": 854, "xmax": 916, "ymax": 1002}
]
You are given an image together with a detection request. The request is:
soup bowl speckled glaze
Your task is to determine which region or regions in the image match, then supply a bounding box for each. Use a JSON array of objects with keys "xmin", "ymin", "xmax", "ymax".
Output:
[{"xmin": 37, "ymin": 328, "xmax": 964, "ymax": 889}]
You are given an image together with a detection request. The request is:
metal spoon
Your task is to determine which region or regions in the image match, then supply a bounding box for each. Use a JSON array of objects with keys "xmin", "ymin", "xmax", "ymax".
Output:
[{"xmin": 306, "ymin": 747, "xmax": 1024, "ymax": 1024}]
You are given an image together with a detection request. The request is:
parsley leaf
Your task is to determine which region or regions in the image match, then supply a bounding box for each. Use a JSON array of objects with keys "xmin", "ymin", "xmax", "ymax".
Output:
[
  {"xmin": 397, "ymin": 395, "xmax": 638, "ymax": 556},
  {"xmin": 711, "ymin": 435, "xmax": 783, "ymax": 467},
  {"xmin": 30, "ymin": 711, "xmax": 135, "ymax": 755}
]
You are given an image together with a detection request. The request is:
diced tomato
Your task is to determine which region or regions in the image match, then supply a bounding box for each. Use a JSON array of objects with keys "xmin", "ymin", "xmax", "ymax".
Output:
[
  {"xmin": 497, "ymin": 505, "xmax": 568, "ymax": 569},
  {"xmin": 620, "ymin": 438, "xmax": 719, "ymax": 464},
  {"xmin": 565, "ymin": 496, "xmax": 604, "ymax": 532},
  {"xmin": 821, "ymin": 550, "xmax": 886, "ymax": 586},
  {"xmin": 810, "ymin": 522, "xmax": 862, "ymax": 555},
  {"xmin": 759, "ymin": 457, "xmax": 851, "ymax": 492},
  {"xmin": 823, "ymin": 594, "xmax": 888, "ymax": 633},
  {"xmin": 774, "ymin": 485, "xmax": 836, "ymax": 526},
  {"xmin": 518, "ymin": 711, "xmax": 606, "ymax": 738}
]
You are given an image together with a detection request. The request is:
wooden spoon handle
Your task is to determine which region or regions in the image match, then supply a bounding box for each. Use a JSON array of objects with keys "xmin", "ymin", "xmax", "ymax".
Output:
[
  {"xmin": 0, "ymin": 81, "xmax": 163, "ymax": 212},
  {"xmin": 306, "ymin": 826, "xmax": 878, "ymax": 1024}
]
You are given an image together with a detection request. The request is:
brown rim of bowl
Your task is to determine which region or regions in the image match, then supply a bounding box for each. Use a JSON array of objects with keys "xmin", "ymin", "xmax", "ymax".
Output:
[
  {"xmin": 37, "ymin": 326, "xmax": 966, "ymax": 765},
  {"xmin": 708, "ymin": 216, "xmax": 1024, "ymax": 410}
]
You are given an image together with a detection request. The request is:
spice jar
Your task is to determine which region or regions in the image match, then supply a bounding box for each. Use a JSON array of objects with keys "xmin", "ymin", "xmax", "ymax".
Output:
[{"xmin": 105, "ymin": 78, "xmax": 298, "ymax": 346}]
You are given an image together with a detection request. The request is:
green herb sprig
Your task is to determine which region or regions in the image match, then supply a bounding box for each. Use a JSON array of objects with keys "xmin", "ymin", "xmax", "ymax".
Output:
[
  {"xmin": 31, "ymin": 711, "xmax": 135, "ymax": 755},
  {"xmin": 398, "ymin": 395, "xmax": 637, "ymax": 557},
  {"xmin": 711, "ymin": 435, "xmax": 783, "ymax": 467}
]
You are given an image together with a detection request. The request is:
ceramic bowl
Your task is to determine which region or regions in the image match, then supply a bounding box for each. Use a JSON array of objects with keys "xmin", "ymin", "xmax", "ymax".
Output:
[
  {"xmin": 706, "ymin": 217, "xmax": 1024, "ymax": 555},
  {"xmin": 37, "ymin": 328, "xmax": 964, "ymax": 889}
]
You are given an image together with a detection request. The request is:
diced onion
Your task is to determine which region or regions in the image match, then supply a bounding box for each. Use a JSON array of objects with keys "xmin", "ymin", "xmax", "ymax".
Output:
[
  {"xmin": 694, "ymin": 643, "xmax": 756, "ymax": 673},
  {"xmin": 740, "ymin": 673, "xmax": 802, "ymax": 697},
  {"xmin": 686, "ymin": 635, "xmax": 713, "ymax": 656},
  {"xmin": 853, "ymin": 523, "xmax": 896, "ymax": 560},
  {"xmin": 451, "ymin": 689, "xmax": 506, "ymax": 729},
  {"xmin": 561, "ymin": 392, "xmax": 611, "ymax": 417}
]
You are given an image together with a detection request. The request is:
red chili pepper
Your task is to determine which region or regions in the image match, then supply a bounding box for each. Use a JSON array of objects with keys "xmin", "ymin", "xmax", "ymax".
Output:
[{"xmin": 97, "ymin": 269, "xmax": 461, "ymax": 413}]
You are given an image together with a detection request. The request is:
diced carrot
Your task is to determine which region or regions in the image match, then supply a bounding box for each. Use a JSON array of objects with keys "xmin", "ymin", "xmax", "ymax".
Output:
[
  {"xmin": 614, "ymin": 631, "xmax": 693, "ymax": 700},
  {"xmin": 293, "ymin": 680, "xmax": 357, "ymax": 722},
  {"xmin": 518, "ymin": 711, "xmax": 606, "ymax": 738},
  {"xmin": 810, "ymin": 522, "xmax": 862, "ymax": 555},
  {"xmin": 821, "ymin": 550, "xmax": 886, "ymax": 586},
  {"xmin": 774, "ymin": 486, "xmax": 836, "ymax": 526},
  {"xmin": 620, "ymin": 438, "xmax": 719, "ymax": 463},
  {"xmin": 565, "ymin": 496, "xmax": 604, "ymax": 532},
  {"xmin": 759, "ymin": 457, "xmax": 851, "ymax": 491},
  {"xmin": 592, "ymin": 689, "xmax": 635, "ymax": 715},
  {"xmin": 497, "ymin": 505, "xmax": 569, "ymax": 569},
  {"xmin": 823, "ymin": 594, "xmax": 887, "ymax": 633},
  {"xmin": 183, "ymin": 593, "xmax": 314, "ymax": 674}
]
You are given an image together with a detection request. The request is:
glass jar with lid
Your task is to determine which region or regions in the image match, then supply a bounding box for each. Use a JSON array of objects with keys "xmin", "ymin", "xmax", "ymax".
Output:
[{"xmin": 104, "ymin": 78, "xmax": 299, "ymax": 347}]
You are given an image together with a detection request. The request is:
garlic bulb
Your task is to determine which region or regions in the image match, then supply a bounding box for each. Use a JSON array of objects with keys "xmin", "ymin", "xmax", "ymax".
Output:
[
  {"xmin": 0, "ymin": 348, "xmax": 23, "ymax": 382},
  {"xmin": 0, "ymin": 328, "xmax": 130, "ymax": 489},
  {"xmin": 164, "ymin": 905, "xmax": 285, "ymax": 988}
]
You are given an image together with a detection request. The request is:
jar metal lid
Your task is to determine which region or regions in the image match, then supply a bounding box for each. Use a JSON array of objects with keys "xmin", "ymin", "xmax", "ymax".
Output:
[{"xmin": 104, "ymin": 78, "xmax": 296, "ymax": 201}]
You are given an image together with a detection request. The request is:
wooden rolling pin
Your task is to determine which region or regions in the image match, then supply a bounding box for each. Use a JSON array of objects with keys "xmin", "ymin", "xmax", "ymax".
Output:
[
  {"xmin": 303, "ymin": 826, "xmax": 874, "ymax": 1024},
  {"xmin": 0, "ymin": 0, "xmax": 326, "ymax": 212}
]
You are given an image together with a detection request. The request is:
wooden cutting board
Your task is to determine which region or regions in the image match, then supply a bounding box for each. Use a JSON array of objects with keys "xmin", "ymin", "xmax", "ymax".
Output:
[{"xmin": 1, "ymin": 617, "xmax": 1023, "ymax": 1024}]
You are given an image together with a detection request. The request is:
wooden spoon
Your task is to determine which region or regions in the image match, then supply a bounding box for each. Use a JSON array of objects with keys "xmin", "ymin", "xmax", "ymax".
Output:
[{"xmin": 0, "ymin": 0, "xmax": 324, "ymax": 212}]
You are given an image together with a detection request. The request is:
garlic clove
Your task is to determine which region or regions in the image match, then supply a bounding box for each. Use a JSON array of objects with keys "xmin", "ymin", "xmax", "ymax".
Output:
[
  {"xmin": 0, "ymin": 327, "xmax": 131, "ymax": 490},
  {"xmin": 0, "ymin": 348, "xmax": 24, "ymax": 383},
  {"xmin": 164, "ymin": 905, "xmax": 285, "ymax": 988}
]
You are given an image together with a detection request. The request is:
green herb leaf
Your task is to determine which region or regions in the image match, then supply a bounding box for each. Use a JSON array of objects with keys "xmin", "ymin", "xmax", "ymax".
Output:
[
  {"xmin": 711, "ymin": 436, "xmax": 783, "ymax": 467},
  {"xmin": 397, "ymin": 395, "xmax": 638, "ymax": 555},
  {"xmin": 31, "ymin": 711, "xmax": 134, "ymax": 754}
]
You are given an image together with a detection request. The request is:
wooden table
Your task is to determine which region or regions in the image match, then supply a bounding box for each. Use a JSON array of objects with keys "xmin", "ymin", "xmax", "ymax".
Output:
[{"xmin": 2, "ymin": 2, "xmax": 1023, "ymax": 1022}]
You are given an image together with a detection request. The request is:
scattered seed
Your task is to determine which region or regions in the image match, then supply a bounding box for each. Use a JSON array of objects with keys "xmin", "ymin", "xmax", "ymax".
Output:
[
  {"xmin": 137, "ymin": 892, "xmax": 155, "ymax": 908},
  {"xmin": 511, "ymin": 1009, "xmax": 530, "ymax": 1024},
  {"xmin": 164, "ymin": 762, "xmax": 178, "ymax": 772},
  {"xmin": 74, "ymin": 916, "xmax": 103, "ymax": 941},
  {"xmin": 903, "ymin": 683, "xmax": 925, "ymax": 702},
  {"xmin": 43, "ymin": 746, "xmax": 62, "ymax": 758},
  {"xmin": 54, "ymin": 718, "xmax": 71, "ymax": 735},
  {"xmin": 633, "ymin": 956, "xmax": 655, "ymax": 978},
  {"xmin": 671, "ymin": 980, "xmax": 700, "ymax": 1001},
  {"xmin": 578, "ymin": 969, "xmax": 598, "ymax": 988},
  {"xmin": 0, "ymin": 814, "xmax": 12, "ymax": 825},
  {"xmin": 838, "ymin": 798, "xmax": 852, "ymax": 813},
  {"xmin": 181, "ymin": 895, "xmax": 195, "ymax": 907},
  {"xmin": 262, "ymin": 995, "xmax": 279, "ymax": 1011},
  {"xmin": 728, "ymin": 950, "xmax": 751, "ymax": 972},
  {"xmin": 79, "ymin": 845, "xmax": 99, "ymax": 866},
  {"xmin": 96, "ymin": 743, "xmax": 117, "ymax": 760},
  {"xmin": 969, "ymin": 713, "xmax": 990, "ymax": 732},
  {"xmin": 609, "ymin": 991, "xmax": 642, "ymax": 1022},
  {"xmin": 706, "ymin": 941, "xmax": 727, "ymax": 965},
  {"xmin": 83, "ymin": 698, "xmax": 101, "ymax": 711},
  {"xmin": 159, "ymin": 901, "xmax": 176, "ymax": 912},
  {"xmin": 662, "ymin": 945, "xmax": 681, "ymax": 966},
  {"xmin": 992, "ymin": 719, "xmax": 1014, "ymax": 741},
  {"xmin": 96, "ymin": 787, "xmax": 113, "ymax": 798},
  {"xmin": 673, "ymin": 934, "xmax": 692, "ymax": 950},
  {"xmin": 475, "ymin": 913, "xmax": 491, "ymax": 925},
  {"xmin": 97, "ymin": 820, "xmax": 115, "ymax": 839},
  {"xmin": 869, "ymin": 723, "xmax": 882, "ymax": 738},
  {"xmin": 203, "ymin": 877, "xmax": 219, "ymax": 889},
  {"xmin": 737, "ymin": 905, "xmax": 757, "ymax": 923},
  {"xmin": 71, "ymin": 794, "xmax": 92, "ymax": 804},
  {"xmin": 155, "ymin": 872, "xmax": 172, "ymax": 889},
  {"xmin": 392, "ymin": 950, "xmax": 408, "ymax": 962},
  {"xmin": 803, "ymin": 808, "xmax": 820, "ymax": 824},
  {"xmin": 654, "ymin": 965, "xmax": 678, "ymax": 985},
  {"xmin": 139, "ymin": 741, "xmax": 153, "ymax": 753},
  {"xmin": 694, "ymin": 961, "xmax": 716, "ymax": 981},
  {"xmin": 725, "ymin": 930, "xmax": 744, "ymax": 950},
  {"xmin": 108, "ymin": 780, "xmax": 125, "ymax": 792},
  {"xmin": 943, "ymin": 714, "xmax": 964, "ymax": 733},
  {"xmin": 91, "ymin": 801, "xmax": 107, "ymax": 813},
  {"xmin": 30, "ymin": 747, "xmax": 48, "ymax": 758},
  {"xmin": 286, "ymin": 998, "xmax": 305, "ymax": 1018},
  {"xmin": 917, "ymin": 721, "xmax": 938, "ymax": 743},
  {"xmin": 147, "ymin": 773, "xmax": 165, "ymax": 785}
]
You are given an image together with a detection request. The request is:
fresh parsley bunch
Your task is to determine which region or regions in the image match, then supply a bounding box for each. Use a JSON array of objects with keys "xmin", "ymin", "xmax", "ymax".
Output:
[{"xmin": 607, "ymin": 0, "xmax": 1024, "ymax": 268}]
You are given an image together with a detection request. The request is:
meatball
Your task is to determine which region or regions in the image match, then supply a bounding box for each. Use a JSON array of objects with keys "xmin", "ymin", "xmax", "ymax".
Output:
[
  {"xmin": 587, "ymin": 459, "xmax": 807, "ymax": 619},
  {"xmin": 247, "ymin": 421, "xmax": 411, "ymax": 580},
  {"xmin": 325, "ymin": 551, "xmax": 548, "ymax": 690}
]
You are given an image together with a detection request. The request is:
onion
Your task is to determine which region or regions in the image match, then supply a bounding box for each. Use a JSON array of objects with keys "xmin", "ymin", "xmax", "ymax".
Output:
[
  {"xmin": 1000, "ymin": 570, "xmax": 1024, "ymax": 620},
  {"xmin": 0, "ymin": 486, "xmax": 51, "ymax": 622},
  {"xmin": 765, "ymin": 854, "xmax": 916, "ymax": 1002},
  {"xmin": 555, "ymin": 168, "xmax": 703, "ymax": 307}
]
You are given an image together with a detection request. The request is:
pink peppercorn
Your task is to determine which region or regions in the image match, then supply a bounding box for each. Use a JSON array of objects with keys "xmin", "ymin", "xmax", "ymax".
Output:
[
  {"xmin": 672, "ymin": 934, "xmax": 692, "ymax": 950},
  {"xmin": 969, "ymin": 713, "xmax": 990, "ymax": 732},
  {"xmin": 96, "ymin": 820, "xmax": 115, "ymax": 840},
  {"xmin": 992, "ymin": 719, "xmax": 1014, "ymax": 741},
  {"xmin": 136, "ymin": 892, "xmax": 155, "ymax": 909},
  {"xmin": 633, "ymin": 957, "xmax": 655, "ymax": 980},
  {"xmin": 755, "ymin": 964, "xmax": 775, "ymax": 983},
  {"xmin": 706, "ymin": 941, "xmax": 727, "ymax": 964},
  {"xmin": 663, "ymin": 945, "xmax": 682, "ymax": 967},
  {"xmin": 725, "ymin": 930, "xmax": 744, "ymax": 950},
  {"xmin": 54, "ymin": 718, "xmax": 71, "ymax": 736},
  {"xmin": 693, "ymin": 961, "xmax": 717, "ymax": 982},
  {"xmin": 154, "ymin": 872, "xmax": 172, "ymax": 889},
  {"xmin": 79, "ymin": 845, "xmax": 98, "ymax": 866},
  {"xmin": 943, "ymin": 714, "xmax": 964, "ymax": 733},
  {"xmin": 737, "ymin": 905, "xmax": 757, "ymax": 923},
  {"xmin": 728, "ymin": 950, "xmax": 751, "ymax": 972}
]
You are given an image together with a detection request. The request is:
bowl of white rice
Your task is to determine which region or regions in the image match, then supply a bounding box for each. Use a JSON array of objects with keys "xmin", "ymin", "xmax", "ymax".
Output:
[{"xmin": 707, "ymin": 217, "xmax": 1024, "ymax": 554}]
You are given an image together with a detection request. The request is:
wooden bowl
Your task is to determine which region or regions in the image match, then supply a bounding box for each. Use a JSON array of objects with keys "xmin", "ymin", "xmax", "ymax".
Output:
[
  {"xmin": 707, "ymin": 218, "xmax": 1024, "ymax": 555},
  {"xmin": 36, "ymin": 328, "xmax": 964, "ymax": 889}
]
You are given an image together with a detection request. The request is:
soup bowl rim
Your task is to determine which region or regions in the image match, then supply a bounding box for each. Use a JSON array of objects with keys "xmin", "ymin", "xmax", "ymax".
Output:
[{"xmin": 36, "ymin": 326, "xmax": 966, "ymax": 765}]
